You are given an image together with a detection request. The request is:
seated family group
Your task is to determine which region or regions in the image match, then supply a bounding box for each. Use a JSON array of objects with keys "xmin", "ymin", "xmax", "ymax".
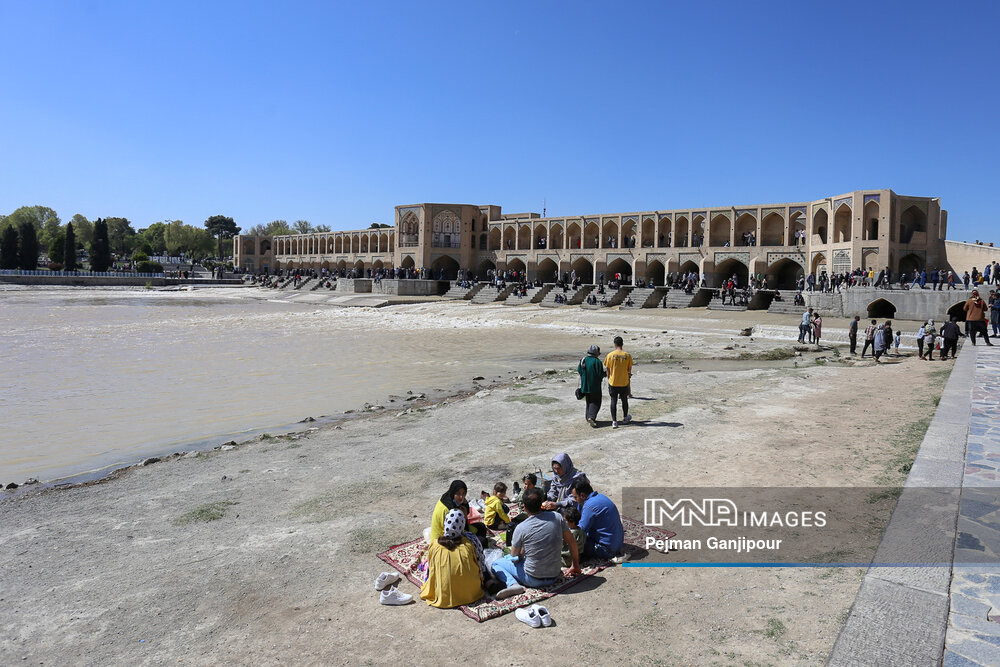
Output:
[{"xmin": 420, "ymin": 453, "xmax": 624, "ymax": 609}]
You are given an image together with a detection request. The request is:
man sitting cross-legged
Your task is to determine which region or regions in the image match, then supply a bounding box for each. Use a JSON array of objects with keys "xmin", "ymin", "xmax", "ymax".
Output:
[{"xmin": 490, "ymin": 488, "xmax": 581, "ymax": 598}]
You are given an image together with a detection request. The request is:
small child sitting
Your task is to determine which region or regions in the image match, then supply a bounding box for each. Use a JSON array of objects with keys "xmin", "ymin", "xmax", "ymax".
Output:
[
  {"xmin": 512, "ymin": 473, "xmax": 537, "ymax": 506},
  {"xmin": 560, "ymin": 506, "xmax": 587, "ymax": 567},
  {"xmin": 484, "ymin": 482, "xmax": 511, "ymax": 530}
]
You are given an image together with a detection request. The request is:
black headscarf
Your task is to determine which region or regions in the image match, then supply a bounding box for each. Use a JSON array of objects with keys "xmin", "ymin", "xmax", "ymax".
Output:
[{"xmin": 440, "ymin": 480, "xmax": 467, "ymax": 510}]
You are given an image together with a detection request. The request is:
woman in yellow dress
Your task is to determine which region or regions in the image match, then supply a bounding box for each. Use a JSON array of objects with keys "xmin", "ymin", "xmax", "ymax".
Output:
[{"xmin": 420, "ymin": 509, "xmax": 486, "ymax": 608}]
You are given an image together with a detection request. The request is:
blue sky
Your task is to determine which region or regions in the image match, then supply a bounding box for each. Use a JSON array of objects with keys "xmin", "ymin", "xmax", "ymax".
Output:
[{"xmin": 1, "ymin": 1, "xmax": 997, "ymax": 240}]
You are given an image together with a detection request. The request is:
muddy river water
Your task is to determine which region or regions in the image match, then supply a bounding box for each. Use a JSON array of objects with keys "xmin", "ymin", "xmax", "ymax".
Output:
[{"xmin": 0, "ymin": 287, "xmax": 599, "ymax": 484}]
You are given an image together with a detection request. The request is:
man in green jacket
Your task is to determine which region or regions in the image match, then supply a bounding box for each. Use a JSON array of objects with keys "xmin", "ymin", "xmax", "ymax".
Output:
[{"xmin": 578, "ymin": 344, "xmax": 606, "ymax": 427}]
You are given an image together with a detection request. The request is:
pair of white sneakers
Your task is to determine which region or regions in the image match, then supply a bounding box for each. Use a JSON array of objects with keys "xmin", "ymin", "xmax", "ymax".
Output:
[
  {"xmin": 515, "ymin": 604, "xmax": 553, "ymax": 628},
  {"xmin": 375, "ymin": 571, "xmax": 412, "ymax": 605}
]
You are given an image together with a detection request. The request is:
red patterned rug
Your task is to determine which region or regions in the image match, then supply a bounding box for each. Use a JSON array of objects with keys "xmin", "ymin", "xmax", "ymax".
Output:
[{"xmin": 376, "ymin": 516, "xmax": 674, "ymax": 622}]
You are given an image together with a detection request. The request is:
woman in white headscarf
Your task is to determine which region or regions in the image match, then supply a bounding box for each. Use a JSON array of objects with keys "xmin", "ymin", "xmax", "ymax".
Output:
[
  {"xmin": 923, "ymin": 320, "xmax": 937, "ymax": 361},
  {"xmin": 420, "ymin": 509, "xmax": 485, "ymax": 608}
]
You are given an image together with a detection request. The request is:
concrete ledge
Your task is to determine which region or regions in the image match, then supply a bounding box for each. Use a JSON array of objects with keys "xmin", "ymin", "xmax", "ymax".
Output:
[
  {"xmin": 828, "ymin": 346, "xmax": 977, "ymax": 665},
  {"xmin": 829, "ymin": 577, "xmax": 948, "ymax": 667}
]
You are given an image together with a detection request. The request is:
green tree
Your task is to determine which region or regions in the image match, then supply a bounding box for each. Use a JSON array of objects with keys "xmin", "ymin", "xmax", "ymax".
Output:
[
  {"xmin": 18, "ymin": 222, "xmax": 39, "ymax": 270},
  {"xmin": 89, "ymin": 218, "xmax": 112, "ymax": 272},
  {"xmin": 6, "ymin": 206, "xmax": 60, "ymax": 249},
  {"xmin": 48, "ymin": 229, "xmax": 66, "ymax": 265},
  {"xmin": 0, "ymin": 225, "xmax": 18, "ymax": 269},
  {"xmin": 247, "ymin": 219, "xmax": 294, "ymax": 236},
  {"xmin": 64, "ymin": 222, "xmax": 77, "ymax": 270},
  {"xmin": 204, "ymin": 215, "xmax": 240, "ymax": 257},
  {"xmin": 314, "ymin": 224, "xmax": 331, "ymax": 232},
  {"xmin": 69, "ymin": 214, "xmax": 93, "ymax": 248},
  {"xmin": 139, "ymin": 222, "xmax": 168, "ymax": 254},
  {"xmin": 105, "ymin": 217, "xmax": 136, "ymax": 256},
  {"xmin": 292, "ymin": 219, "xmax": 312, "ymax": 234}
]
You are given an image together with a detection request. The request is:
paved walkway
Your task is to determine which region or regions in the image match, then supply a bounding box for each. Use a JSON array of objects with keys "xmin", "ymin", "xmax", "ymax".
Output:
[
  {"xmin": 945, "ymin": 344, "xmax": 1000, "ymax": 666},
  {"xmin": 830, "ymin": 343, "xmax": 1000, "ymax": 666}
]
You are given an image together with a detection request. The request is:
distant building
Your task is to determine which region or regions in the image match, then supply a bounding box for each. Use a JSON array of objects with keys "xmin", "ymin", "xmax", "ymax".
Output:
[{"xmin": 235, "ymin": 189, "xmax": 955, "ymax": 287}]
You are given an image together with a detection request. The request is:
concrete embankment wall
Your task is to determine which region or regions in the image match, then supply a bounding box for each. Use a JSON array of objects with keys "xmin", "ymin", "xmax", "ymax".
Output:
[
  {"xmin": 944, "ymin": 240, "xmax": 1000, "ymax": 272},
  {"xmin": 0, "ymin": 275, "xmax": 243, "ymax": 287},
  {"xmin": 336, "ymin": 279, "xmax": 447, "ymax": 296},
  {"xmin": 804, "ymin": 288, "xmax": 979, "ymax": 321}
]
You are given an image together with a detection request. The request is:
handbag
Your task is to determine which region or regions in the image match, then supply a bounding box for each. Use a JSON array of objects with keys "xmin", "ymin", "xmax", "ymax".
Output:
[{"xmin": 575, "ymin": 387, "xmax": 584, "ymax": 400}]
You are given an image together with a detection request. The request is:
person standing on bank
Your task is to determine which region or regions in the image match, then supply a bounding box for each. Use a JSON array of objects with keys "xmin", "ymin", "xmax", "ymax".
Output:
[
  {"xmin": 604, "ymin": 336, "xmax": 633, "ymax": 429},
  {"xmin": 849, "ymin": 315, "xmax": 860, "ymax": 355},
  {"xmin": 964, "ymin": 290, "xmax": 995, "ymax": 346},
  {"xmin": 578, "ymin": 345, "xmax": 606, "ymax": 428}
]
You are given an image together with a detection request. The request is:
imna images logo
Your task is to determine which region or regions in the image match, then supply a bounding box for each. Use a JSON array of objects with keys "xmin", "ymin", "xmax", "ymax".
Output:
[{"xmin": 644, "ymin": 497, "xmax": 826, "ymax": 528}]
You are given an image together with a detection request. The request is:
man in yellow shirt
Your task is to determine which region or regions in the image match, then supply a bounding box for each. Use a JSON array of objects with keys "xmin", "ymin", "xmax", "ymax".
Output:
[{"xmin": 603, "ymin": 336, "xmax": 633, "ymax": 429}]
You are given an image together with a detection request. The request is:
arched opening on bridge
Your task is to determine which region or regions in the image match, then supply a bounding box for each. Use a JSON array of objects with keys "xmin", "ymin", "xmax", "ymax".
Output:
[
  {"xmin": 549, "ymin": 223, "xmax": 563, "ymax": 249},
  {"xmin": 506, "ymin": 258, "xmax": 527, "ymax": 277},
  {"xmin": 536, "ymin": 258, "xmax": 558, "ymax": 282},
  {"xmin": 834, "ymin": 203, "xmax": 852, "ymax": 243},
  {"xmin": 379, "ymin": 233, "xmax": 389, "ymax": 252},
  {"xmin": 714, "ymin": 258, "xmax": 749, "ymax": 288},
  {"xmin": 674, "ymin": 216, "xmax": 689, "ymax": 247},
  {"xmin": 502, "ymin": 226, "xmax": 516, "ymax": 250},
  {"xmin": 641, "ymin": 218, "xmax": 655, "ymax": 247},
  {"xmin": 790, "ymin": 211, "xmax": 805, "ymax": 245},
  {"xmin": 488, "ymin": 227, "xmax": 501, "ymax": 250},
  {"xmin": 761, "ymin": 212, "xmax": 784, "ymax": 246},
  {"xmin": 899, "ymin": 253, "xmax": 923, "ymax": 276},
  {"xmin": 947, "ymin": 302, "xmax": 967, "ymax": 322},
  {"xmin": 621, "ymin": 219, "xmax": 637, "ymax": 247},
  {"xmin": 571, "ymin": 257, "xmax": 594, "ymax": 284},
  {"xmin": 679, "ymin": 260, "xmax": 700, "ymax": 277},
  {"xmin": 260, "ymin": 239, "xmax": 271, "ymax": 254},
  {"xmin": 646, "ymin": 259, "xmax": 665, "ymax": 286},
  {"xmin": 372, "ymin": 260, "xmax": 384, "ymax": 271},
  {"xmin": 813, "ymin": 209, "xmax": 828, "ymax": 244},
  {"xmin": 517, "ymin": 225, "xmax": 530, "ymax": 249},
  {"xmin": 566, "ymin": 222, "xmax": 581, "ymax": 249},
  {"xmin": 867, "ymin": 298, "xmax": 897, "ymax": 318},
  {"xmin": 334, "ymin": 237, "xmax": 343, "ymax": 254},
  {"xmin": 657, "ymin": 217, "xmax": 671, "ymax": 247},
  {"xmin": 864, "ymin": 200, "xmax": 880, "ymax": 241},
  {"xmin": 533, "ymin": 224, "xmax": 547, "ymax": 249},
  {"xmin": 360, "ymin": 236, "xmax": 369, "ymax": 253},
  {"xmin": 692, "ymin": 215, "xmax": 706, "ymax": 246},
  {"xmin": 354, "ymin": 260, "xmax": 365, "ymax": 275},
  {"xmin": 606, "ymin": 258, "xmax": 632, "ymax": 283},
  {"xmin": 400, "ymin": 256, "xmax": 415, "ymax": 270},
  {"xmin": 320, "ymin": 260, "xmax": 331, "ymax": 271},
  {"xmin": 476, "ymin": 259, "xmax": 496, "ymax": 279},
  {"xmin": 431, "ymin": 255, "xmax": 460, "ymax": 280},
  {"xmin": 900, "ymin": 205, "xmax": 927, "ymax": 244},
  {"xmin": 602, "ymin": 219, "xmax": 619, "ymax": 248},
  {"xmin": 862, "ymin": 250, "xmax": 879, "ymax": 271},
  {"xmin": 811, "ymin": 252, "xmax": 827, "ymax": 276},
  {"xmin": 734, "ymin": 213, "xmax": 756, "ymax": 245},
  {"xmin": 709, "ymin": 214, "xmax": 730, "ymax": 247},
  {"xmin": 767, "ymin": 258, "xmax": 804, "ymax": 290},
  {"xmin": 584, "ymin": 221, "xmax": 599, "ymax": 249}
]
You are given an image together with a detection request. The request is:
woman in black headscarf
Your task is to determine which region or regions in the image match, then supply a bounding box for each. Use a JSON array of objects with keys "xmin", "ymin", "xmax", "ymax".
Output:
[{"xmin": 430, "ymin": 480, "xmax": 467, "ymax": 541}]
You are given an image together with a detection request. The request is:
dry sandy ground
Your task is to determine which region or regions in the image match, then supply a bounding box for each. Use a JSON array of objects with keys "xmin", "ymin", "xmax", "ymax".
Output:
[{"xmin": 0, "ymin": 305, "xmax": 953, "ymax": 666}]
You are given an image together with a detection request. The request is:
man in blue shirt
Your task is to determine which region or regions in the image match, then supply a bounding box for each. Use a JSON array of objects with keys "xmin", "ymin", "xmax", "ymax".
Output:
[{"xmin": 570, "ymin": 480, "xmax": 624, "ymax": 559}]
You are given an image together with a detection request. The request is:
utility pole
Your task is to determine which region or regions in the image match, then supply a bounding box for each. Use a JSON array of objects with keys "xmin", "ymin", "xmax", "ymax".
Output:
[{"xmin": 543, "ymin": 198, "xmax": 546, "ymax": 218}]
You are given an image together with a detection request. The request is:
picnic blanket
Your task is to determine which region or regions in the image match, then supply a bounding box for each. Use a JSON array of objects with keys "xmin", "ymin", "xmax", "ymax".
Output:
[{"xmin": 376, "ymin": 515, "xmax": 675, "ymax": 622}]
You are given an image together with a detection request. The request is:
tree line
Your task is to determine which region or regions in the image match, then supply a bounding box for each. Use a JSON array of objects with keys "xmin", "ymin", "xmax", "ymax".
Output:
[{"xmin": 0, "ymin": 206, "xmax": 241, "ymax": 271}]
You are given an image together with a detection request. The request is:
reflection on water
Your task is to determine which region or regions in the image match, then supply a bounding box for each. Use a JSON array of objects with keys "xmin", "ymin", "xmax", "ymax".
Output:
[{"xmin": 0, "ymin": 289, "xmax": 592, "ymax": 484}]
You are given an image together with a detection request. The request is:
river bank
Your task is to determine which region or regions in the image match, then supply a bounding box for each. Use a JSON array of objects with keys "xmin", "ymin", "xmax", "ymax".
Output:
[{"xmin": 0, "ymin": 315, "xmax": 952, "ymax": 665}]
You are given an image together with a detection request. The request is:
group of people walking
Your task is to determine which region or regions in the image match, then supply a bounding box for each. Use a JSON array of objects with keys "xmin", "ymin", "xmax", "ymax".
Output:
[{"xmin": 577, "ymin": 336, "xmax": 634, "ymax": 429}]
